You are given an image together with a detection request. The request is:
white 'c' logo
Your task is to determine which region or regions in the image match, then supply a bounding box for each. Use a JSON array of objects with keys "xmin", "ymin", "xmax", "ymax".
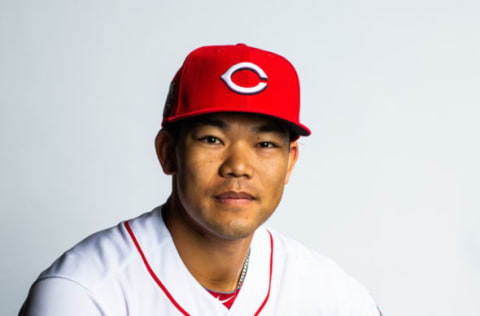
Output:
[{"xmin": 220, "ymin": 62, "xmax": 268, "ymax": 95}]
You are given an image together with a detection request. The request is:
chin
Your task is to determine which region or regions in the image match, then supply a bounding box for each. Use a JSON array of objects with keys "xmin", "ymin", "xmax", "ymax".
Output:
[{"xmin": 207, "ymin": 219, "xmax": 258, "ymax": 240}]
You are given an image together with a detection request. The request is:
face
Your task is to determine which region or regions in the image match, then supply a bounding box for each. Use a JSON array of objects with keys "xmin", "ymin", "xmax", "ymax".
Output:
[{"xmin": 160, "ymin": 113, "xmax": 298, "ymax": 240}]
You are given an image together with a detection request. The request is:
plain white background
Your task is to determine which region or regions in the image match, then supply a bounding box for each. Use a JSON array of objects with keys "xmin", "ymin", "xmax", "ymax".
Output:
[{"xmin": 1, "ymin": 0, "xmax": 479, "ymax": 315}]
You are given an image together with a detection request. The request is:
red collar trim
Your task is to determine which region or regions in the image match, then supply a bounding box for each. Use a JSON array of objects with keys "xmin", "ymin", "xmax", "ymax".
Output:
[{"xmin": 124, "ymin": 221, "xmax": 274, "ymax": 315}]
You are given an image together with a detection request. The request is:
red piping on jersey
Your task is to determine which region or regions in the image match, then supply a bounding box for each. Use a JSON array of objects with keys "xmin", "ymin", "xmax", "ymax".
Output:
[
  {"xmin": 254, "ymin": 230, "xmax": 273, "ymax": 315},
  {"xmin": 124, "ymin": 221, "xmax": 274, "ymax": 315},
  {"xmin": 124, "ymin": 221, "xmax": 190, "ymax": 316}
]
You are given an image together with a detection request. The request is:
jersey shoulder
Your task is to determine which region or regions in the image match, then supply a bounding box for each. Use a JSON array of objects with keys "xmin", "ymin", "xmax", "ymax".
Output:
[
  {"xmin": 37, "ymin": 207, "xmax": 163, "ymax": 291},
  {"xmin": 268, "ymin": 228, "xmax": 344, "ymax": 275},
  {"xmin": 267, "ymin": 228, "xmax": 380, "ymax": 315}
]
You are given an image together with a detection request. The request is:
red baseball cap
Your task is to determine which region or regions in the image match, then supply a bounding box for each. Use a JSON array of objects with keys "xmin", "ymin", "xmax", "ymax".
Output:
[{"xmin": 162, "ymin": 44, "xmax": 311, "ymax": 137}]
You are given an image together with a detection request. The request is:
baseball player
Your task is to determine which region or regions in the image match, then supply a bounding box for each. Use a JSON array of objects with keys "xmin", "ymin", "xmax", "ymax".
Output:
[{"xmin": 20, "ymin": 44, "xmax": 381, "ymax": 315}]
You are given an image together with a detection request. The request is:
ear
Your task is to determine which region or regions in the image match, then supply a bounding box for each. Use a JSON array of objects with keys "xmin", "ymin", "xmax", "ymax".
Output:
[
  {"xmin": 284, "ymin": 141, "xmax": 299, "ymax": 184},
  {"xmin": 155, "ymin": 129, "xmax": 177, "ymax": 175}
]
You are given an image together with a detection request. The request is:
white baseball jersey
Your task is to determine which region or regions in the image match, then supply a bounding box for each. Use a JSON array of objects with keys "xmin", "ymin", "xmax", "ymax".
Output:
[{"xmin": 21, "ymin": 206, "xmax": 380, "ymax": 315}]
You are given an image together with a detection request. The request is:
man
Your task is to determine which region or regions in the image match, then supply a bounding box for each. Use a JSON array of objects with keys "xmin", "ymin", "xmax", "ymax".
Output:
[{"xmin": 20, "ymin": 44, "xmax": 380, "ymax": 315}]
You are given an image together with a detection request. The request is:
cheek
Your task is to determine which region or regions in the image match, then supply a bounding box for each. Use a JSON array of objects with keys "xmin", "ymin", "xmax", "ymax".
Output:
[
  {"xmin": 177, "ymin": 148, "xmax": 220, "ymax": 197},
  {"xmin": 259, "ymin": 157, "xmax": 289, "ymax": 199}
]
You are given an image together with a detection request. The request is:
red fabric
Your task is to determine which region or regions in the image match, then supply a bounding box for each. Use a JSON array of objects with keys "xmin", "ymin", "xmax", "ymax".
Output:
[
  {"xmin": 162, "ymin": 44, "xmax": 311, "ymax": 137},
  {"xmin": 206, "ymin": 288, "xmax": 241, "ymax": 309}
]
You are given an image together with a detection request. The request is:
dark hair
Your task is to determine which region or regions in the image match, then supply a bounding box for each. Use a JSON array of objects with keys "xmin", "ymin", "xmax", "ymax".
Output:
[{"xmin": 162, "ymin": 121, "xmax": 183, "ymax": 145}]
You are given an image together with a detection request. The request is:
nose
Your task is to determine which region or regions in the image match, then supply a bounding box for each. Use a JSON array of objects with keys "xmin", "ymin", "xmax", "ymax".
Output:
[{"xmin": 219, "ymin": 143, "xmax": 254, "ymax": 179}]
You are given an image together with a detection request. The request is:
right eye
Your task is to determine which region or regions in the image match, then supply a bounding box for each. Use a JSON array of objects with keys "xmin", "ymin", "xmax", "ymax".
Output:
[{"xmin": 199, "ymin": 136, "xmax": 222, "ymax": 144}]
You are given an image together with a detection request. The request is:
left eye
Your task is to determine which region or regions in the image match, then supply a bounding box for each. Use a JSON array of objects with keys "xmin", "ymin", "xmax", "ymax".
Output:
[{"xmin": 257, "ymin": 142, "xmax": 276, "ymax": 148}]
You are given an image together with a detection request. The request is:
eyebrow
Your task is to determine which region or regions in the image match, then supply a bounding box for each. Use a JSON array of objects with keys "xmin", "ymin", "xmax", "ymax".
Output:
[
  {"xmin": 254, "ymin": 123, "xmax": 288, "ymax": 134},
  {"xmin": 192, "ymin": 118, "xmax": 226, "ymax": 129},
  {"xmin": 192, "ymin": 117, "xmax": 288, "ymax": 135}
]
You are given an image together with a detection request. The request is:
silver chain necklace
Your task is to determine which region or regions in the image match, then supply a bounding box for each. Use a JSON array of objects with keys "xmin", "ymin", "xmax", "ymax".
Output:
[{"xmin": 236, "ymin": 248, "xmax": 251, "ymax": 289}]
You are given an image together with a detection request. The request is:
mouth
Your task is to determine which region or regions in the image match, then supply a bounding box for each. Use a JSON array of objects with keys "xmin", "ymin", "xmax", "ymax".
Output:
[{"xmin": 214, "ymin": 191, "xmax": 256, "ymax": 205}]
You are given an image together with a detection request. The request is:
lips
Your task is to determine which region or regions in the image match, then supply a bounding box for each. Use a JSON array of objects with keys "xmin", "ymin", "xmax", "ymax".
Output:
[{"xmin": 214, "ymin": 191, "xmax": 255, "ymax": 201}]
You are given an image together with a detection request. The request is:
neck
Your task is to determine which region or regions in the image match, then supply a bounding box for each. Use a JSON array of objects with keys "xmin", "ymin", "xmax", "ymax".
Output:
[{"xmin": 163, "ymin": 196, "xmax": 253, "ymax": 292}]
